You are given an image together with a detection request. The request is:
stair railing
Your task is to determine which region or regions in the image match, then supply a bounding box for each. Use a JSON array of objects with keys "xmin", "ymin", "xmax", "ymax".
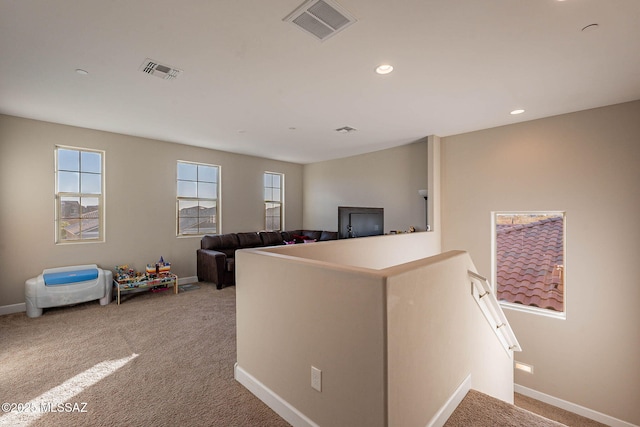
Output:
[{"xmin": 468, "ymin": 270, "xmax": 522, "ymax": 354}]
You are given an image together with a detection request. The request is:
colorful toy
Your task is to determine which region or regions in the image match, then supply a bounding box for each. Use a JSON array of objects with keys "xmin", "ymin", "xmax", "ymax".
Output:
[
  {"xmin": 146, "ymin": 256, "xmax": 171, "ymax": 277},
  {"xmin": 115, "ymin": 264, "xmax": 146, "ymax": 285}
]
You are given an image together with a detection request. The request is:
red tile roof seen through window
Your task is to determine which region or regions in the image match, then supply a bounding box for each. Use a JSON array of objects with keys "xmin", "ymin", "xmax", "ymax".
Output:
[{"xmin": 496, "ymin": 216, "xmax": 564, "ymax": 312}]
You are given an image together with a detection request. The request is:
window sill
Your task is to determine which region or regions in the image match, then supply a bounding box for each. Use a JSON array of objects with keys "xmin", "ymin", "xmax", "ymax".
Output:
[{"xmin": 500, "ymin": 301, "xmax": 566, "ymax": 320}]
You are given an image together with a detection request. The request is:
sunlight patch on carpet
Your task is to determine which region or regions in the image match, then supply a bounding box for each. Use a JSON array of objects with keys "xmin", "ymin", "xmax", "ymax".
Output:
[{"xmin": 0, "ymin": 353, "xmax": 138, "ymax": 426}]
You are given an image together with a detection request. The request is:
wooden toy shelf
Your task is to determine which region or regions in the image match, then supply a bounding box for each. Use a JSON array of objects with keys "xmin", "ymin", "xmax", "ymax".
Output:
[{"xmin": 113, "ymin": 273, "xmax": 178, "ymax": 305}]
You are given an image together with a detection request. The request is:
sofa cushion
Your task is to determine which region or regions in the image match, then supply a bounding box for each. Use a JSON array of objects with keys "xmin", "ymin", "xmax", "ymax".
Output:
[
  {"xmin": 281, "ymin": 230, "xmax": 336, "ymax": 243},
  {"xmin": 320, "ymin": 231, "xmax": 338, "ymax": 241},
  {"xmin": 219, "ymin": 233, "xmax": 240, "ymax": 248},
  {"xmin": 280, "ymin": 230, "xmax": 300, "ymax": 242},
  {"xmin": 301, "ymin": 230, "xmax": 322, "ymax": 241},
  {"xmin": 201, "ymin": 235, "xmax": 221, "ymax": 250},
  {"xmin": 259, "ymin": 231, "xmax": 284, "ymax": 247},
  {"xmin": 201, "ymin": 234, "xmax": 240, "ymax": 257},
  {"xmin": 292, "ymin": 234, "xmax": 312, "ymax": 243},
  {"xmin": 237, "ymin": 232, "xmax": 262, "ymax": 248}
]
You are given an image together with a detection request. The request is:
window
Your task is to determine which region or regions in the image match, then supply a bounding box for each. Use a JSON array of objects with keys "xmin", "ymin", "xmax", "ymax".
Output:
[
  {"xmin": 55, "ymin": 146, "xmax": 104, "ymax": 243},
  {"xmin": 492, "ymin": 212, "xmax": 566, "ymax": 318},
  {"xmin": 264, "ymin": 172, "xmax": 283, "ymax": 231},
  {"xmin": 177, "ymin": 161, "xmax": 219, "ymax": 236}
]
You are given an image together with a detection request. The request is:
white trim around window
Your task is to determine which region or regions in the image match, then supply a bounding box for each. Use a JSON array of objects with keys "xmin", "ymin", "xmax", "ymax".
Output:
[
  {"xmin": 176, "ymin": 160, "xmax": 220, "ymax": 236},
  {"xmin": 264, "ymin": 171, "xmax": 284, "ymax": 231},
  {"xmin": 55, "ymin": 146, "xmax": 105, "ymax": 244}
]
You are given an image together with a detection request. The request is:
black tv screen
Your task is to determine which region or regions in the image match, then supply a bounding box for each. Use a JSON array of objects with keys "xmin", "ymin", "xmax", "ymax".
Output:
[{"xmin": 338, "ymin": 207, "xmax": 384, "ymax": 239}]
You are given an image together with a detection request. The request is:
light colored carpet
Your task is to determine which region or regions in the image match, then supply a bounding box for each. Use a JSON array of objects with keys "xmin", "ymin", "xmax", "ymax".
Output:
[
  {"xmin": 0, "ymin": 284, "xmax": 608, "ymax": 427},
  {"xmin": 444, "ymin": 389, "xmax": 567, "ymax": 427},
  {"xmin": 445, "ymin": 389, "xmax": 609, "ymax": 427},
  {"xmin": 0, "ymin": 284, "xmax": 290, "ymax": 427},
  {"xmin": 514, "ymin": 392, "xmax": 608, "ymax": 427}
]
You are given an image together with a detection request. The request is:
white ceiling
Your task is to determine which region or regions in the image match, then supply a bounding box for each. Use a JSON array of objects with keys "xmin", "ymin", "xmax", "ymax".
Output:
[{"xmin": 1, "ymin": 0, "xmax": 639, "ymax": 164}]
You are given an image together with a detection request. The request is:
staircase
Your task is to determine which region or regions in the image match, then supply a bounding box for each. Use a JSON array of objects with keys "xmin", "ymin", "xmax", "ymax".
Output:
[{"xmin": 445, "ymin": 390, "xmax": 567, "ymax": 427}]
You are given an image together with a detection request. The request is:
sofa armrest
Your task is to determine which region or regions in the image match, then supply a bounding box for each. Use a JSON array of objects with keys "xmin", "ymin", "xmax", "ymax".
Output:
[{"xmin": 197, "ymin": 249, "xmax": 227, "ymax": 289}]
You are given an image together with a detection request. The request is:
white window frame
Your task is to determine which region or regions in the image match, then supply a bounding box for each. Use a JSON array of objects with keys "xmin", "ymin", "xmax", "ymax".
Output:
[
  {"xmin": 491, "ymin": 211, "xmax": 566, "ymax": 319},
  {"xmin": 264, "ymin": 171, "xmax": 284, "ymax": 231},
  {"xmin": 55, "ymin": 145, "xmax": 105, "ymax": 244},
  {"xmin": 176, "ymin": 160, "xmax": 220, "ymax": 236}
]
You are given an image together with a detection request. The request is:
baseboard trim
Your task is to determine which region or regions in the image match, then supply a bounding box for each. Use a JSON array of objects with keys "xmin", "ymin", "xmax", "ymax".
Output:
[
  {"xmin": 234, "ymin": 363, "xmax": 319, "ymax": 427},
  {"xmin": 426, "ymin": 374, "xmax": 472, "ymax": 427},
  {"xmin": 515, "ymin": 384, "xmax": 638, "ymax": 427},
  {"xmin": 178, "ymin": 276, "xmax": 199, "ymax": 286},
  {"xmin": 0, "ymin": 303, "xmax": 26, "ymax": 316}
]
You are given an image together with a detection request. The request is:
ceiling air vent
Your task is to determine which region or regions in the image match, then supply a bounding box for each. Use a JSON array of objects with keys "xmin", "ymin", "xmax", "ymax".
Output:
[
  {"xmin": 284, "ymin": 0, "xmax": 357, "ymax": 42},
  {"xmin": 335, "ymin": 126, "xmax": 357, "ymax": 133},
  {"xmin": 139, "ymin": 58, "xmax": 182, "ymax": 81}
]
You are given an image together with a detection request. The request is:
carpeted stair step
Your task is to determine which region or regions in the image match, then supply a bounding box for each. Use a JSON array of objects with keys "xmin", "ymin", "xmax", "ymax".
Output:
[{"xmin": 445, "ymin": 389, "xmax": 567, "ymax": 427}]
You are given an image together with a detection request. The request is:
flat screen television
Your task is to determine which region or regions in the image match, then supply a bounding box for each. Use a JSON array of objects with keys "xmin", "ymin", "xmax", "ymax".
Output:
[{"xmin": 338, "ymin": 207, "xmax": 384, "ymax": 239}]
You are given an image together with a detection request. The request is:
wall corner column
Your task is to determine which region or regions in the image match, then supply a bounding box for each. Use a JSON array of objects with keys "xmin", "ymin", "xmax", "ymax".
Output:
[{"xmin": 427, "ymin": 135, "xmax": 442, "ymax": 246}]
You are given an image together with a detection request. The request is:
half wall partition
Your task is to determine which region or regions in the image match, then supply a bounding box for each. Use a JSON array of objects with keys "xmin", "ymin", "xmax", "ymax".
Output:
[{"xmin": 235, "ymin": 232, "xmax": 517, "ymax": 427}]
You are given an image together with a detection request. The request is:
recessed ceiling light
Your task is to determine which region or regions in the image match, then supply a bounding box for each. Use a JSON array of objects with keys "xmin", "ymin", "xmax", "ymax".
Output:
[
  {"xmin": 75, "ymin": 69, "xmax": 89, "ymax": 75},
  {"xmin": 375, "ymin": 64, "xmax": 393, "ymax": 75},
  {"xmin": 510, "ymin": 109, "xmax": 525, "ymax": 115}
]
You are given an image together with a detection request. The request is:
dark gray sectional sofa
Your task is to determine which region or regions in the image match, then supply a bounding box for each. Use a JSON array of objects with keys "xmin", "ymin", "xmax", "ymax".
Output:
[{"xmin": 197, "ymin": 230, "xmax": 338, "ymax": 289}]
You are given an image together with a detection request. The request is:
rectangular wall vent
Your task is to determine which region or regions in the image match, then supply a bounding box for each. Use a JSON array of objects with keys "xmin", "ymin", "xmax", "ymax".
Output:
[
  {"xmin": 139, "ymin": 58, "xmax": 182, "ymax": 80},
  {"xmin": 284, "ymin": 0, "xmax": 357, "ymax": 42}
]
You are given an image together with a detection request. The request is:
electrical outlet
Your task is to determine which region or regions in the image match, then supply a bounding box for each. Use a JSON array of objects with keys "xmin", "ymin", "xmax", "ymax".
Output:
[{"xmin": 311, "ymin": 366, "xmax": 322, "ymax": 392}]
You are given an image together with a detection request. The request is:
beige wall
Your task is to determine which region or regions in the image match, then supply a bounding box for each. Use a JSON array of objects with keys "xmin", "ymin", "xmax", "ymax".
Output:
[
  {"xmin": 386, "ymin": 250, "xmax": 514, "ymax": 426},
  {"xmin": 236, "ymin": 236, "xmax": 514, "ymax": 427},
  {"xmin": 236, "ymin": 247, "xmax": 388, "ymax": 427},
  {"xmin": 303, "ymin": 139, "xmax": 429, "ymax": 233},
  {"xmin": 4, "ymin": 99, "xmax": 639, "ymax": 423},
  {"xmin": 0, "ymin": 114, "xmax": 303, "ymax": 306},
  {"xmin": 441, "ymin": 100, "xmax": 640, "ymax": 425}
]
